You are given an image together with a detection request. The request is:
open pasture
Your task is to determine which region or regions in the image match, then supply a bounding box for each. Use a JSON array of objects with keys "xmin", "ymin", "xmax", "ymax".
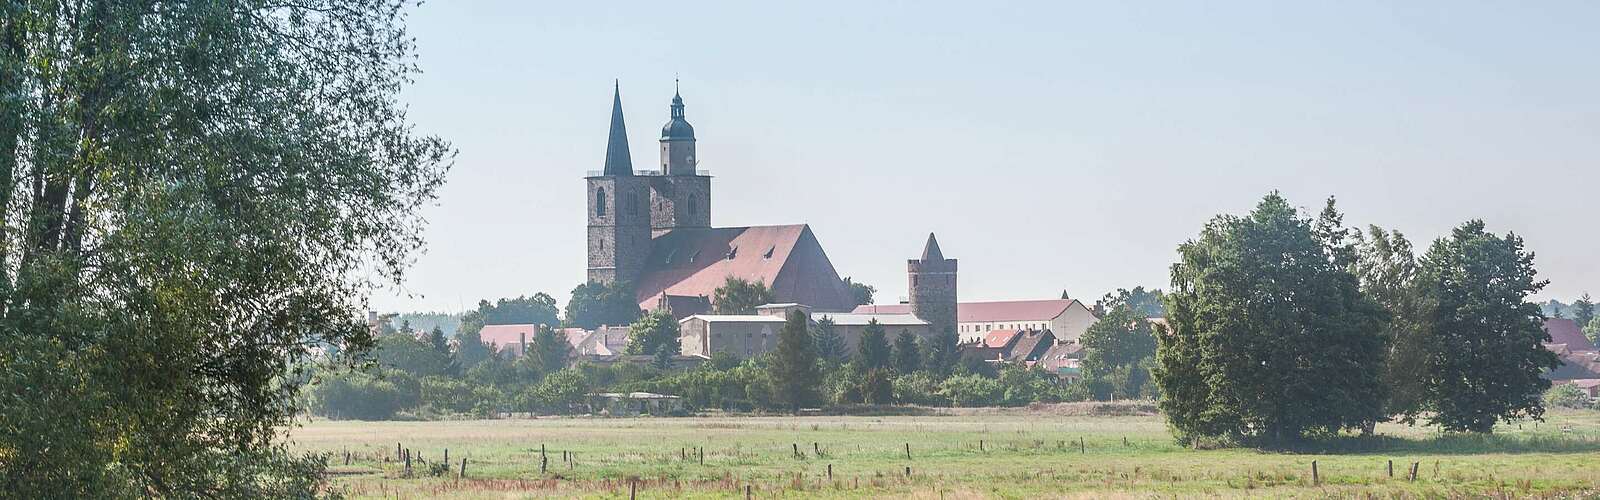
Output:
[{"xmin": 290, "ymin": 406, "xmax": 1600, "ymax": 498}]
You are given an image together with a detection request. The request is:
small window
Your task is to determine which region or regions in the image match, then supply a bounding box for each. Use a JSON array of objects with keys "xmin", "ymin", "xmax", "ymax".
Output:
[
  {"xmin": 762, "ymin": 245, "xmax": 775, "ymax": 259},
  {"xmin": 912, "ymin": 276, "xmax": 918, "ymax": 286},
  {"xmin": 687, "ymin": 194, "xmax": 698, "ymax": 214},
  {"xmin": 595, "ymin": 188, "xmax": 607, "ymax": 216},
  {"xmin": 726, "ymin": 246, "xmax": 738, "ymax": 260},
  {"xmin": 687, "ymin": 249, "xmax": 701, "ymax": 263}
]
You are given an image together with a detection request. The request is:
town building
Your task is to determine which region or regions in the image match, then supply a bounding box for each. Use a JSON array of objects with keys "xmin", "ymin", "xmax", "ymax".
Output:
[
  {"xmin": 959, "ymin": 328, "xmax": 1058, "ymax": 365},
  {"xmin": 1545, "ymin": 318, "xmax": 1600, "ymax": 380},
  {"xmin": 585, "ymin": 83, "xmax": 854, "ymax": 316},
  {"xmin": 854, "ymin": 298, "xmax": 1098, "ymax": 344}
]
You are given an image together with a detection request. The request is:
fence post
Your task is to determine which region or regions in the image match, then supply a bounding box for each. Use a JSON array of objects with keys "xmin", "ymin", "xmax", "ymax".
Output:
[
  {"xmin": 905, "ymin": 443, "xmax": 911, "ymax": 460},
  {"xmin": 745, "ymin": 484, "xmax": 752, "ymax": 499},
  {"xmin": 1311, "ymin": 460, "xmax": 1319, "ymax": 485},
  {"xmin": 1387, "ymin": 460, "xmax": 1393, "ymax": 478},
  {"xmin": 630, "ymin": 479, "xmax": 637, "ymax": 500},
  {"xmin": 905, "ymin": 466, "xmax": 911, "ymax": 477},
  {"xmin": 1079, "ymin": 437, "xmax": 1085, "ymax": 454},
  {"xmin": 828, "ymin": 464, "xmax": 833, "ymax": 480},
  {"xmin": 459, "ymin": 457, "xmax": 467, "ymax": 479},
  {"xmin": 814, "ymin": 442, "xmax": 820, "ymax": 456}
]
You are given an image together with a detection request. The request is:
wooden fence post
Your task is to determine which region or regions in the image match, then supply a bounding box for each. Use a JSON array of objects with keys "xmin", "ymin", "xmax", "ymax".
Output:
[
  {"xmin": 1387, "ymin": 460, "xmax": 1393, "ymax": 478},
  {"xmin": 459, "ymin": 457, "xmax": 467, "ymax": 479},
  {"xmin": 828, "ymin": 464, "xmax": 833, "ymax": 480},
  {"xmin": 905, "ymin": 443, "xmax": 911, "ymax": 460},
  {"xmin": 813, "ymin": 442, "xmax": 820, "ymax": 456},
  {"xmin": 1311, "ymin": 460, "xmax": 1319, "ymax": 485},
  {"xmin": 629, "ymin": 479, "xmax": 637, "ymax": 500},
  {"xmin": 745, "ymin": 484, "xmax": 752, "ymax": 499},
  {"xmin": 1079, "ymin": 437, "xmax": 1085, "ymax": 454}
]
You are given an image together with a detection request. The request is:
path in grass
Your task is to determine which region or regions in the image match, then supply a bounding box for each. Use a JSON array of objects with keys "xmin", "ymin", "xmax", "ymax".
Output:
[{"xmin": 288, "ymin": 407, "xmax": 1600, "ymax": 498}]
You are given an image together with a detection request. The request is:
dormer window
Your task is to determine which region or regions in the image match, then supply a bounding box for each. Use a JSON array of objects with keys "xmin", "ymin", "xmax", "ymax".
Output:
[
  {"xmin": 762, "ymin": 245, "xmax": 775, "ymax": 259},
  {"xmin": 726, "ymin": 246, "xmax": 738, "ymax": 260}
]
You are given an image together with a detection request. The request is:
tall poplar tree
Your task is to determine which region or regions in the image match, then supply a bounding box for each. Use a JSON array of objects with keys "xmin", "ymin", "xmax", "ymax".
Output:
[
  {"xmin": 857, "ymin": 319, "xmax": 892, "ymax": 370},
  {"xmin": 892, "ymin": 331, "xmax": 922, "ymax": 374}
]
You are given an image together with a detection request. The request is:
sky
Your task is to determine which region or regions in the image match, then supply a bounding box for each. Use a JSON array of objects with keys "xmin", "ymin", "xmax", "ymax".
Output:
[{"xmin": 373, "ymin": 1, "xmax": 1600, "ymax": 314}]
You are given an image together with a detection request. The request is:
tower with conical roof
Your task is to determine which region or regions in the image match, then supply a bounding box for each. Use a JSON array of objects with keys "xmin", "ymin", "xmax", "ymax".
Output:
[
  {"xmin": 649, "ymin": 82, "xmax": 711, "ymax": 232},
  {"xmin": 587, "ymin": 82, "xmax": 653, "ymax": 285},
  {"xmin": 908, "ymin": 233, "xmax": 958, "ymax": 336}
]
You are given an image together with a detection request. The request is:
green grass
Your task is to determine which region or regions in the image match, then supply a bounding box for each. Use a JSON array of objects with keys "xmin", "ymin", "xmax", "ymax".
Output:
[{"xmin": 287, "ymin": 405, "xmax": 1600, "ymax": 498}]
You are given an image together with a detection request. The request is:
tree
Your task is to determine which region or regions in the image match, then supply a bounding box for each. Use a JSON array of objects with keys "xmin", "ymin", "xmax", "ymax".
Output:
[
  {"xmin": 712, "ymin": 277, "xmax": 773, "ymax": 314},
  {"xmin": 376, "ymin": 335, "xmax": 453, "ymax": 378},
  {"xmin": 1587, "ymin": 317, "xmax": 1600, "ymax": 345},
  {"xmin": 652, "ymin": 343, "xmax": 676, "ymax": 371},
  {"xmin": 844, "ymin": 277, "xmax": 876, "ymax": 307},
  {"xmin": 812, "ymin": 316, "xmax": 849, "ymax": 364},
  {"xmin": 768, "ymin": 310, "xmax": 822, "ymax": 411},
  {"xmin": 429, "ymin": 326, "xmax": 450, "ymax": 356},
  {"xmin": 1412, "ymin": 220, "xmax": 1558, "ymax": 433},
  {"xmin": 466, "ymin": 293, "xmax": 561, "ymax": 328},
  {"xmin": 565, "ymin": 281, "xmax": 642, "ymax": 330},
  {"xmin": 1157, "ymin": 194, "xmax": 1387, "ymax": 445},
  {"xmin": 0, "ymin": 2, "xmax": 451, "ymax": 495},
  {"xmin": 530, "ymin": 326, "xmax": 572, "ymax": 373},
  {"xmin": 857, "ymin": 320, "xmax": 892, "ymax": 370},
  {"xmin": 1355, "ymin": 226, "xmax": 1430, "ymax": 420},
  {"xmin": 924, "ymin": 328, "xmax": 960, "ymax": 378},
  {"xmin": 892, "ymin": 331, "xmax": 923, "ymax": 374},
  {"xmin": 1573, "ymin": 293, "xmax": 1596, "ymax": 332},
  {"xmin": 1080, "ymin": 304, "xmax": 1157, "ymax": 400},
  {"xmin": 1095, "ymin": 287, "xmax": 1166, "ymax": 319},
  {"xmin": 625, "ymin": 311, "xmax": 681, "ymax": 356}
]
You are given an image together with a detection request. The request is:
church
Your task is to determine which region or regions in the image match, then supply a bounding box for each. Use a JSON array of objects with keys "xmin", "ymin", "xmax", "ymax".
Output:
[{"xmin": 584, "ymin": 83, "xmax": 857, "ymax": 316}]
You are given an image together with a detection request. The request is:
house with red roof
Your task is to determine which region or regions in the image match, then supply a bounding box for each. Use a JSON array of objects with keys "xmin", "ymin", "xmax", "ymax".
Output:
[{"xmin": 1544, "ymin": 318, "xmax": 1600, "ymax": 381}]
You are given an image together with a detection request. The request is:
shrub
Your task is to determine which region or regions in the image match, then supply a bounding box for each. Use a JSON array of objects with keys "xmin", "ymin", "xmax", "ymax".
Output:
[
  {"xmin": 310, "ymin": 370, "xmax": 419, "ymax": 420},
  {"xmin": 1544, "ymin": 384, "xmax": 1590, "ymax": 410},
  {"xmin": 893, "ymin": 372, "xmax": 949, "ymax": 406},
  {"xmin": 942, "ymin": 374, "xmax": 1003, "ymax": 407}
]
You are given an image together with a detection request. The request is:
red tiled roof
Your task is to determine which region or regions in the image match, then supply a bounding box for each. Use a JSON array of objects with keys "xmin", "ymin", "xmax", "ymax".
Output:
[
  {"xmin": 634, "ymin": 225, "xmax": 852, "ymax": 312},
  {"xmin": 982, "ymin": 329, "xmax": 1022, "ymax": 349},
  {"xmin": 479, "ymin": 324, "xmax": 536, "ymax": 348},
  {"xmin": 1545, "ymin": 318, "xmax": 1596, "ymax": 353},
  {"xmin": 853, "ymin": 299, "xmax": 1087, "ymax": 322}
]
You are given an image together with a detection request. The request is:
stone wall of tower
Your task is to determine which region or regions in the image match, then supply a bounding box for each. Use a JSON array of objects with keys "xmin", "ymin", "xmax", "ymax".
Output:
[
  {"xmin": 649, "ymin": 175, "xmax": 711, "ymax": 233},
  {"xmin": 908, "ymin": 257, "xmax": 958, "ymax": 336},
  {"xmin": 587, "ymin": 175, "xmax": 652, "ymax": 285}
]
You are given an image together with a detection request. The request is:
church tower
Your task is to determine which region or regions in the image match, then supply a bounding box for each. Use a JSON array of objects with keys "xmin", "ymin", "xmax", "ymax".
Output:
[
  {"xmin": 908, "ymin": 233, "xmax": 958, "ymax": 336},
  {"xmin": 649, "ymin": 83, "xmax": 711, "ymax": 232},
  {"xmin": 587, "ymin": 83, "xmax": 652, "ymax": 285}
]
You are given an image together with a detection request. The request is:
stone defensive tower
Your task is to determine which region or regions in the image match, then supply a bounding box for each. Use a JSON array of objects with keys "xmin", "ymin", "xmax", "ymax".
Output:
[
  {"xmin": 587, "ymin": 83, "xmax": 652, "ymax": 285},
  {"xmin": 908, "ymin": 233, "xmax": 958, "ymax": 335},
  {"xmin": 649, "ymin": 83, "xmax": 711, "ymax": 233}
]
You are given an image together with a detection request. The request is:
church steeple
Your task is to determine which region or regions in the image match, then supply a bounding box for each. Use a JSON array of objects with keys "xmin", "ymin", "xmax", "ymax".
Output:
[
  {"xmin": 602, "ymin": 81, "xmax": 633, "ymax": 176},
  {"xmin": 920, "ymin": 232, "xmax": 945, "ymax": 261},
  {"xmin": 659, "ymin": 80, "xmax": 697, "ymax": 175}
]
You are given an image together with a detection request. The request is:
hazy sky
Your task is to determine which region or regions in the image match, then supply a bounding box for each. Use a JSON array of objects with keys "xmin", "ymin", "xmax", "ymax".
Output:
[{"xmin": 375, "ymin": 1, "xmax": 1599, "ymax": 314}]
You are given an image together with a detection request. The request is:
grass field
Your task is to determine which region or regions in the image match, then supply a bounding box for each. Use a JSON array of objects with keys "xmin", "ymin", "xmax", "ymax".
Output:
[{"xmin": 288, "ymin": 404, "xmax": 1600, "ymax": 498}]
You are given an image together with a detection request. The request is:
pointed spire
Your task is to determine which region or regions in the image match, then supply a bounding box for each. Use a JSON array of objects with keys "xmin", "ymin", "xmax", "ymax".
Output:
[
  {"xmin": 920, "ymin": 233, "xmax": 945, "ymax": 261},
  {"xmin": 603, "ymin": 81, "xmax": 633, "ymax": 176}
]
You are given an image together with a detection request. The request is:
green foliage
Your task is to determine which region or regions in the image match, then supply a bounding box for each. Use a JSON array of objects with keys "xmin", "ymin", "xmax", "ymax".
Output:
[
  {"xmin": 1587, "ymin": 317, "xmax": 1600, "ymax": 345},
  {"xmin": 1080, "ymin": 303, "xmax": 1157, "ymax": 400},
  {"xmin": 0, "ymin": 0, "xmax": 450, "ymax": 495},
  {"xmin": 1573, "ymin": 294, "xmax": 1596, "ymax": 333},
  {"xmin": 858, "ymin": 320, "xmax": 892, "ymax": 370},
  {"xmin": 712, "ymin": 277, "xmax": 773, "ymax": 314},
  {"xmin": 1355, "ymin": 226, "xmax": 1430, "ymax": 418},
  {"xmin": 892, "ymin": 331, "xmax": 923, "ymax": 374},
  {"xmin": 626, "ymin": 310, "xmax": 681, "ymax": 356},
  {"xmin": 376, "ymin": 333, "xmax": 453, "ymax": 378},
  {"xmin": 652, "ymin": 343, "xmax": 675, "ymax": 370},
  {"xmin": 389, "ymin": 311, "xmax": 464, "ymax": 337},
  {"xmin": 1095, "ymin": 287, "xmax": 1166, "ymax": 319},
  {"xmin": 530, "ymin": 326, "xmax": 572, "ymax": 373},
  {"xmin": 530, "ymin": 369, "xmax": 590, "ymax": 414},
  {"xmin": 420, "ymin": 376, "xmax": 502, "ymax": 417},
  {"xmin": 811, "ymin": 316, "xmax": 849, "ymax": 364},
  {"xmin": 893, "ymin": 372, "xmax": 949, "ymax": 406},
  {"xmin": 565, "ymin": 281, "xmax": 642, "ymax": 330},
  {"xmin": 1158, "ymin": 194, "xmax": 1388, "ymax": 445},
  {"xmin": 860, "ymin": 368, "xmax": 896, "ymax": 405},
  {"xmin": 310, "ymin": 370, "xmax": 421, "ymax": 421},
  {"xmin": 941, "ymin": 374, "xmax": 1003, "ymax": 407},
  {"xmin": 1413, "ymin": 220, "xmax": 1558, "ymax": 433},
  {"xmin": 1543, "ymin": 385, "xmax": 1590, "ymax": 410},
  {"xmin": 924, "ymin": 328, "xmax": 960, "ymax": 378},
  {"xmin": 997, "ymin": 364, "xmax": 1060, "ymax": 406},
  {"xmin": 768, "ymin": 310, "xmax": 822, "ymax": 411},
  {"xmin": 844, "ymin": 277, "xmax": 876, "ymax": 307}
]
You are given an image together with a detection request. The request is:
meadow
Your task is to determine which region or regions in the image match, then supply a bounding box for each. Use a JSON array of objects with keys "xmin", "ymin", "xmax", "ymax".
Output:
[{"xmin": 289, "ymin": 404, "xmax": 1600, "ymax": 498}]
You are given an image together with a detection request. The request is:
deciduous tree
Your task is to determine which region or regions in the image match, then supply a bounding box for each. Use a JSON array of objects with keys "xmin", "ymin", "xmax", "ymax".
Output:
[
  {"xmin": 712, "ymin": 277, "xmax": 773, "ymax": 314},
  {"xmin": 566, "ymin": 281, "xmax": 643, "ymax": 330},
  {"xmin": 625, "ymin": 310, "xmax": 681, "ymax": 356},
  {"xmin": 1156, "ymin": 194, "xmax": 1387, "ymax": 445},
  {"xmin": 1412, "ymin": 220, "xmax": 1558, "ymax": 433}
]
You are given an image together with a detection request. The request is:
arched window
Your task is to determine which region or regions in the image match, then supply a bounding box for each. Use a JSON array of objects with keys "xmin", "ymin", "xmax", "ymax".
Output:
[
  {"xmin": 595, "ymin": 188, "xmax": 607, "ymax": 217},
  {"xmin": 629, "ymin": 193, "xmax": 641, "ymax": 215},
  {"xmin": 687, "ymin": 194, "xmax": 698, "ymax": 215}
]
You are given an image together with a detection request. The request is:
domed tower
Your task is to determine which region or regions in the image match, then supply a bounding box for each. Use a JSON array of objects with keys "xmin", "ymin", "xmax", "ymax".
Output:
[
  {"xmin": 908, "ymin": 233, "xmax": 958, "ymax": 336},
  {"xmin": 650, "ymin": 82, "xmax": 711, "ymax": 232},
  {"xmin": 587, "ymin": 82, "xmax": 652, "ymax": 285}
]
